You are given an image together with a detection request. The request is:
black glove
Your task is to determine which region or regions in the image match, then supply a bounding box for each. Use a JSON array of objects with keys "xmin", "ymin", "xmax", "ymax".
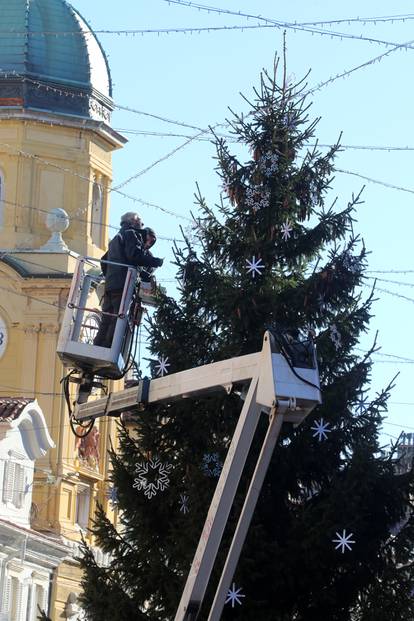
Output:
[{"xmin": 153, "ymin": 257, "xmax": 164, "ymax": 268}]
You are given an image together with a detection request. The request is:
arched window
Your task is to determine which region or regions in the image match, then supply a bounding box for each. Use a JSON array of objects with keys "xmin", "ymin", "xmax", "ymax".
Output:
[
  {"xmin": 0, "ymin": 168, "xmax": 4, "ymax": 230},
  {"xmin": 90, "ymin": 174, "xmax": 104, "ymax": 247}
]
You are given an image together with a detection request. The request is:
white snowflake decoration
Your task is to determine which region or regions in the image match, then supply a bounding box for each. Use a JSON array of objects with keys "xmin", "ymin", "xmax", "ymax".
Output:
[
  {"xmin": 355, "ymin": 395, "xmax": 368, "ymax": 415},
  {"xmin": 225, "ymin": 583, "xmax": 245, "ymax": 608},
  {"xmin": 281, "ymin": 220, "xmax": 293, "ymax": 241},
  {"xmin": 343, "ymin": 252, "xmax": 359, "ymax": 274},
  {"xmin": 311, "ymin": 418, "xmax": 332, "ymax": 442},
  {"xmin": 245, "ymin": 256, "xmax": 265, "ymax": 278},
  {"xmin": 245, "ymin": 186, "xmax": 270, "ymax": 211},
  {"xmin": 133, "ymin": 457, "xmax": 172, "ymax": 499},
  {"xmin": 179, "ymin": 493, "xmax": 189, "ymax": 514},
  {"xmin": 282, "ymin": 112, "xmax": 295, "ymax": 130},
  {"xmin": 332, "ymin": 529, "xmax": 355, "ymax": 553},
  {"xmin": 201, "ymin": 452, "xmax": 223, "ymax": 478},
  {"xmin": 258, "ymin": 152, "xmax": 278, "ymax": 177},
  {"xmin": 317, "ymin": 293, "xmax": 326, "ymax": 311},
  {"xmin": 330, "ymin": 324, "xmax": 342, "ymax": 351},
  {"xmin": 106, "ymin": 485, "xmax": 118, "ymax": 507},
  {"xmin": 155, "ymin": 356, "xmax": 170, "ymax": 377}
]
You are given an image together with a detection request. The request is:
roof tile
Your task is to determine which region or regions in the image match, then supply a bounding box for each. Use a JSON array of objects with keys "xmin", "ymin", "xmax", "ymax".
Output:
[{"xmin": 0, "ymin": 397, "xmax": 34, "ymax": 421}]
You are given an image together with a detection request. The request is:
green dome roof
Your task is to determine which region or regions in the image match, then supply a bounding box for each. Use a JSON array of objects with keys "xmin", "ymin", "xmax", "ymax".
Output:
[{"xmin": 0, "ymin": 0, "xmax": 113, "ymax": 120}]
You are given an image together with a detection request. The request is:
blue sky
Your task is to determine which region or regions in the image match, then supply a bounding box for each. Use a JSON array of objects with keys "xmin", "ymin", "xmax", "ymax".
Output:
[{"xmin": 74, "ymin": 0, "xmax": 414, "ymax": 445}]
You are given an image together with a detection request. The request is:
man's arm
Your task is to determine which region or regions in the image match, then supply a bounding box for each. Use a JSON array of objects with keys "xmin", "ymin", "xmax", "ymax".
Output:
[{"xmin": 123, "ymin": 229, "xmax": 163, "ymax": 268}]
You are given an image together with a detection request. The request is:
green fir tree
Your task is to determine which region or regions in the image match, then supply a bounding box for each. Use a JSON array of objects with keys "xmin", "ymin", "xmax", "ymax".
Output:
[{"xmin": 79, "ymin": 59, "xmax": 414, "ymax": 620}]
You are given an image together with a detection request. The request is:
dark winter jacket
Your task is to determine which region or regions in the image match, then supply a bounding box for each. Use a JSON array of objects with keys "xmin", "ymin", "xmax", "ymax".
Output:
[{"xmin": 101, "ymin": 224, "xmax": 162, "ymax": 292}]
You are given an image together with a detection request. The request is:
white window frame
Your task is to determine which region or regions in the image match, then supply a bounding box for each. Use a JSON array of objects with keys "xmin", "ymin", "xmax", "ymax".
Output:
[
  {"xmin": 90, "ymin": 173, "xmax": 105, "ymax": 247},
  {"xmin": 30, "ymin": 582, "xmax": 48, "ymax": 621},
  {"xmin": 0, "ymin": 575, "xmax": 12, "ymax": 615},
  {"xmin": 2, "ymin": 457, "xmax": 26, "ymax": 509},
  {"xmin": 75, "ymin": 482, "xmax": 91, "ymax": 531},
  {"xmin": 10, "ymin": 575, "xmax": 24, "ymax": 621}
]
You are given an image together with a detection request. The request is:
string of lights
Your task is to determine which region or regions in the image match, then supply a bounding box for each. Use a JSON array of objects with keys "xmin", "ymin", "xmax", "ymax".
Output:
[
  {"xmin": 364, "ymin": 284, "xmax": 414, "ymax": 304},
  {"xmin": 0, "ymin": 195, "xmax": 185, "ymax": 244},
  {"xmin": 5, "ymin": 135, "xmax": 414, "ymax": 238},
  {"xmin": 160, "ymin": 0, "xmax": 414, "ymax": 51},
  {"xmin": 297, "ymin": 14, "xmax": 414, "ymax": 27},
  {"xmin": 355, "ymin": 347, "xmax": 414, "ymax": 363},
  {"xmin": 366, "ymin": 276, "xmax": 414, "ymax": 288},
  {"xmin": 336, "ymin": 167, "xmax": 414, "ymax": 195},
  {"xmin": 116, "ymin": 129, "xmax": 414, "ymax": 152},
  {"xmin": 304, "ymin": 37, "xmax": 414, "ymax": 98},
  {"xmin": 0, "ymin": 141, "xmax": 192, "ymax": 224},
  {"xmin": 367, "ymin": 269, "xmax": 414, "ymax": 274},
  {"xmin": 113, "ymin": 125, "xmax": 217, "ymax": 190},
  {"xmin": 0, "ymin": 12, "xmax": 412, "ymax": 36},
  {"xmin": 1, "ymin": 275, "xmax": 412, "ymax": 368}
]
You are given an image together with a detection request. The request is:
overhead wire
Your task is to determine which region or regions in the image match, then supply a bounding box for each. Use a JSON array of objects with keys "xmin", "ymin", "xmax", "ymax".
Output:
[
  {"xmin": 116, "ymin": 130, "xmax": 414, "ymax": 152},
  {"xmin": 0, "ymin": 13, "xmax": 413, "ymax": 36},
  {"xmin": 160, "ymin": 0, "xmax": 414, "ymax": 51}
]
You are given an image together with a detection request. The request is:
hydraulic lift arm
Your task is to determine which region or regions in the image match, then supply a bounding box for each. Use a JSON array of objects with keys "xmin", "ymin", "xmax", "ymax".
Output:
[{"xmin": 74, "ymin": 331, "xmax": 321, "ymax": 620}]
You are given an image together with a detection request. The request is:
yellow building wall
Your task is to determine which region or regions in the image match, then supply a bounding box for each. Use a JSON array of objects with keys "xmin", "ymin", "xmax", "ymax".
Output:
[
  {"xmin": 0, "ymin": 117, "xmax": 124, "ymax": 620},
  {"xmin": 0, "ymin": 118, "xmax": 115, "ymax": 257}
]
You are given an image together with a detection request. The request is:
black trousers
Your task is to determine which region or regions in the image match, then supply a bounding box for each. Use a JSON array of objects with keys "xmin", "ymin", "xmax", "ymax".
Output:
[{"xmin": 93, "ymin": 290, "xmax": 123, "ymax": 348}]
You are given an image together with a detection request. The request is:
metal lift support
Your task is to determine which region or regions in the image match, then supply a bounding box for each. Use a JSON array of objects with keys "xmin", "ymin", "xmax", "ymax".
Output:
[{"xmin": 74, "ymin": 331, "xmax": 321, "ymax": 620}]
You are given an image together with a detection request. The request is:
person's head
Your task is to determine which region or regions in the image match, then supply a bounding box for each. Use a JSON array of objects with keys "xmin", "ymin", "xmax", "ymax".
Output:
[
  {"xmin": 142, "ymin": 227, "xmax": 157, "ymax": 249},
  {"xmin": 120, "ymin": 212, "xmax": 142, "ymax": 230}
]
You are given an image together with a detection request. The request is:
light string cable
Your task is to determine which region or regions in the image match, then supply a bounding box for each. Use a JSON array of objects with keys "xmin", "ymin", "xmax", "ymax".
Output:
[
  {"xmin": 367, "ymin": 269, "xmax": 414, "ymax": 274},
  {"xmin": 160, "ymin": 0, "xmax": 414, "ymax": 51},
  {"xmin": 117, "ymin": 129, "xmax": 414, "ymax": 152},
  {"xmin": 303, "ymin": 36, "xmax": 414, "ymax": 97},
  {"xmin": 366, "ymin": 276, "xmax": 414, "ymax": 288},
  {"xmin": 0, "ymin": 278, "xmax": 413, "ymax": 370},
  {"xmin": 7, "ymin": 23, "xmax": 412, "ymax": 135},
  {"xmin": 1, "ymin": 12, "xmax": 414, "ymax": 37},
  {"xmin": 362, "ymin": 283, "xmax": 414, "ymax": 304},
  {"xmin": 0, "ymin": 140, "xmax": 192, "ymax": 224},
  {"xmin": 112, "ymin": 123, "xmax": 220, "ymax": 191},
  {"xmin": 0, "ymin": 251, "xmax": 177, "ymax": 285},
  {"xmin": 335, "ymin": 168, "xmax": 414, "ymax": 196}
]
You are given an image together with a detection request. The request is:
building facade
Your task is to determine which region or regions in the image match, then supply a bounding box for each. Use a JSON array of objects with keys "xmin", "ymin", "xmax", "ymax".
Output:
[
  {"xmin": 0, "ymin": 1, "xmax": 127, "ymax": 618},
  {"xmin": 0, "ymin": 398, "xmax": 69, "ymax": 621}
]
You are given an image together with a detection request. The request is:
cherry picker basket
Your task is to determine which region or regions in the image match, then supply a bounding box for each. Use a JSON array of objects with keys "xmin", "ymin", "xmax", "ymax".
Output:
[{"xmin": 57, "ymin": 256, "xmax": 139, "ymax": 379}]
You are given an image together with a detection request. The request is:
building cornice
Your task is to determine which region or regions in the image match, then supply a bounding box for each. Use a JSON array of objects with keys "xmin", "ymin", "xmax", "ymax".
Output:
[{"xmin": 0, "ymin": 107, "xmax": 127, "ymax": 149}]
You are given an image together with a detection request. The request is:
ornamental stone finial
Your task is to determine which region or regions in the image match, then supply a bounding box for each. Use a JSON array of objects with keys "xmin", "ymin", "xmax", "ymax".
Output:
[{"xmin": 40, "ymin": 208, "xmax": 70, "ymax": 252}]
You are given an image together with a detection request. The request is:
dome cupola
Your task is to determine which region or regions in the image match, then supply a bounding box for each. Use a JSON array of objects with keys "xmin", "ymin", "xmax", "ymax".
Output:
[{"xmin": 0, "ymin": 0, "xmax": 113, "ymax": 123}]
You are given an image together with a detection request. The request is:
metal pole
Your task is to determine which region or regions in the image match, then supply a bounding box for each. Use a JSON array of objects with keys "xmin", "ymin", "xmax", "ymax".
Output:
[
  {"xmin": 207, "ymin": 404, "xmax": 286, "ymax": 621},
  {"xmin": 174, "ymin": 376, "xmax": 262, "ymax": 621}
]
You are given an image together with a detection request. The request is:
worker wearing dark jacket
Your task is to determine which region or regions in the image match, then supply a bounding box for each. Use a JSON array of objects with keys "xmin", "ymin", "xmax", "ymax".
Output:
[{"xmin": 93, "ymin": 213, "xmax": 163, "ymax": 348}]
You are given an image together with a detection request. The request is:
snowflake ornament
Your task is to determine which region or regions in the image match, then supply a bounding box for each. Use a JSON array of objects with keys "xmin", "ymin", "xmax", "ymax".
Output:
[
  {"xmin": 330, "ymin": 324, "xmax": 342, "ymax": 351},
  {"xmin": 281, "ymin": 220, "xmax": 293, "ymax": 241},
  {"xmin": 258, "ymin": 152, "xmax": 278, "ymax": 177},
  {"xmin": 282, "ymin": 112, "xmax": 295, "ymax": 130},
  {"xmin": 311, "ymin": 418, "xmax": 332, "ymax": 442},
  {"xmin": 343, "ymin": 252, "xmax": 359, "ymax": 274},
  {"xmin": 225, "ymin": 583, "xmax": 245, "ymax": 608},
  {"xmin": 179, "ymin": 493, "xmax": 189, "ymax": 514},
  {"xmin": 355, "ymin": 395, "xmax": 368, "ymax": 415},
  {"xmin": 155, "ymin": 356, "xmax": 170, "ymax": 377},
  {"xmin": 245, "ymin": 186, "xmax": 270, "ymax": 211},
  {"xmin": 245, "ymin": 256, "xmax": 265, "ymax": 278},
  {"xmin": 106, "ymin": 485, "xmax": 118, "ymax": 507},
  {"xmin": 317, "ymin": 293, "xmax": 326, "ymax": 311},
  {"xmin": 332, "ymin": 529, "xmax": 355, "ymax": 553},
  {"xmin": 201, "ymin": 453, "xmax": 223, "ymax": 478},
  {"xmin": 133, "ymin": 457, "xmax": 172, "ymax": 499}
]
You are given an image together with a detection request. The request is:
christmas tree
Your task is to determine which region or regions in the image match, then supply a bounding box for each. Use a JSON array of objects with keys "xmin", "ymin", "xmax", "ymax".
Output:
[{"xmin": 79, "ymin": 58, "xmax": 414, "ymax": 620}]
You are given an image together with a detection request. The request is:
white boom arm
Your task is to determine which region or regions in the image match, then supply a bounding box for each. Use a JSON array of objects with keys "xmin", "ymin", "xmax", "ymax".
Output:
[{"xmin": 74, "ymin": 331, "xmax": 321, "ymax": 620}]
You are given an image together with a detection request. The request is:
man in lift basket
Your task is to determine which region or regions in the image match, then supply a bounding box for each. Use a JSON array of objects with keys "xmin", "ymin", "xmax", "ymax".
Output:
[{"xmin": 93, "ymin": 211, "xmax": 163, "ymax": 349}]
